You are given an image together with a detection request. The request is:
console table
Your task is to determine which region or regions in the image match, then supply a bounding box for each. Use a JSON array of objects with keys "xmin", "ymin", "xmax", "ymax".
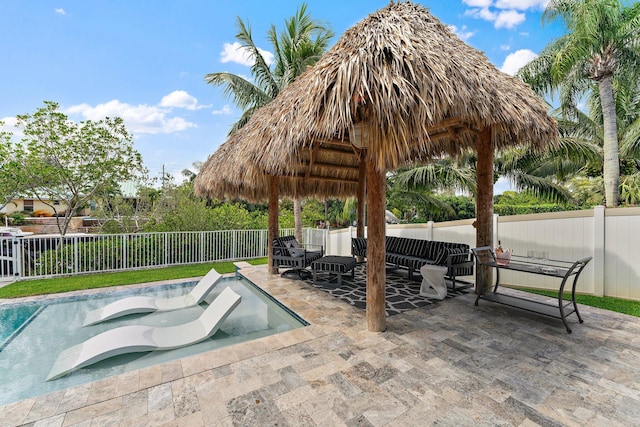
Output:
[{"xmin": 471, "ymin": 246, "xmax": 592, "ymax": 333}]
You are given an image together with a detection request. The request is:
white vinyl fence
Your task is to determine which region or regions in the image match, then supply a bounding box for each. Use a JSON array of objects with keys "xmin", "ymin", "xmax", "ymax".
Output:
[
  {"xmin": 324, "ymin": 206, "xmax": 640, "ymax": 301},
  {"xmin": 1, "ymin": 228, "xmax": 327, "ymax": 280}
]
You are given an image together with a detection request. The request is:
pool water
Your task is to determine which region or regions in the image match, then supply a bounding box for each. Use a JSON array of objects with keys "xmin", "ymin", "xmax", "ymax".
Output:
[
  {"xmin": 0, "ymin": 305, "xmax": 43, "ymax": 350},
  {"xmin": 0, "ymin": 275, "xmax": 307, "ymax": 406}
]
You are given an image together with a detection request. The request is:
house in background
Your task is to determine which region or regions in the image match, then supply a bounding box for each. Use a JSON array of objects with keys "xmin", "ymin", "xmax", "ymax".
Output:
[
  {"xmin": 4, "ymin": 181, "xmax": 140, "ymax": 219},
  {"xmin": 4, "ymin": 198, "xmax": 70, "ymax": 217}
]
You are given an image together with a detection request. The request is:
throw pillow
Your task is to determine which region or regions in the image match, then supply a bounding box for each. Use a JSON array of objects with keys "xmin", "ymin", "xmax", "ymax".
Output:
[
  {"xmin": 435, "ymin": 247, "xmax": 466, "ymax": 265},
  {"xmin": 285, "ymin": 241, "xmax": 304, "ymax": 257},
  {"xmin": 448, "ymin": 247, "xmax": 467, "ymax": 264}
]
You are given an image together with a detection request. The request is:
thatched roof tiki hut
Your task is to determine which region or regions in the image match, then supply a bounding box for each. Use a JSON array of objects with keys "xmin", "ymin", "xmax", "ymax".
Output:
[{"xmin": 195, "ymin": 1, "xmax": 556, "ymax": 332}]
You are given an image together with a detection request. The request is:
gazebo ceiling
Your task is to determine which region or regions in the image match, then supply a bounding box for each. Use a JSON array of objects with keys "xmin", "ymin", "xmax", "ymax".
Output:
[
  {"xmin": 195, "ymin": 125, "xmax": 362, "ymax": 202},
  {"xmin": 195, "ymin": 0, "xmax": 556, "ymax": 201}
]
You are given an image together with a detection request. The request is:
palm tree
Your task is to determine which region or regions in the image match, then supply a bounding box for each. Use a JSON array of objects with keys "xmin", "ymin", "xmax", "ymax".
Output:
[
  {"xmin": 205, "ymin": 4, "xmax": 333, "ymax": 239},
  {"xmin": 181, "ymin": 160, "xmax": 203, "ymax": 182},
  {"xmin": 387, "ymin": 156, "xmax": 478, "ymax": 220},
  {"xmin": 517, "ymin": 0, "xmax": 640, "ymax": 207},
  {"xmin": 559, "ymin": 66, "xmax": 640, "ymax": 206},
  {"xmin": 389, "ymin": 136, "xmax": 599, "ymax": 218},
  {"xmin": 494, "ymin": 135, "xmax": 600, "ymax": 204}
]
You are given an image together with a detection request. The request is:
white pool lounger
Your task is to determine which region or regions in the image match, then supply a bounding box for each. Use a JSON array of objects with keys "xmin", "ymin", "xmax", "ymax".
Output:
[
  {"xmin": 83, "ymin": 269, "xmax": 223, "ymax": 326},
  {"xmin": 47, "ymin": 287, "xmax": 241, "ymax": 381}
]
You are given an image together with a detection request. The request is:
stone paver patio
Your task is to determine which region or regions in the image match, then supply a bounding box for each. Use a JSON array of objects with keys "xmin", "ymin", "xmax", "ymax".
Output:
[{"xmin": 2, "ymin": 264, "xmax": 640, "ymax": 426}]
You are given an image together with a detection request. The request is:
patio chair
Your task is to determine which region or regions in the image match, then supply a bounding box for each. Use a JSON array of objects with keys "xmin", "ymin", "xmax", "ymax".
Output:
[
  {"xmin": 47, "ymin": 287, "xmax": 241, "ymax": 381},
  {"xmin": 83, "ymin": 268, "xmax": 223, "ymax": 326},
  {"xmin": 272, "ymin": 235, "xmax": 324, "ymax": 279}
]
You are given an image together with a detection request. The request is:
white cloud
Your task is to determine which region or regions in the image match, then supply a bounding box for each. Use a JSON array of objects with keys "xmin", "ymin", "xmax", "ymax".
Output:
[
  {"xmin": 448, "ymin": 24, "xmax": 475, "ymax": 41},
  {"xmin": 220, "ymin": 41, "xmax": 274, "ymax": 67},
  {"xmin": 0, "ymin": 116, "xmax": 21, "ymax": 137},
  {"xmin": 467, "ymin": 8, "xmax": 525, "ymax": 29},
  {"xmin": 500, "ymin": 44, "xmax": 511, "ymax": 51},
  {"xmin": 463, "ymin": 0, "xmax": 492, "ymax": 7},
  {"xmin": 463, "ymin": 0, "xmax": 544, "ymax": 29},
  {"xmin": 159, "ymin": 90, "xmax": 209, "ymax": 110},
  {"xmin": 494, "ymin": 10, "xmax": 526, "ymax": 29},
  {"xmin": 65, "ymin": 100, "xmax": 197, "ymax": 135},
  {"xmin": 211, "ymin": 105, "xmax": 232, "ymax": 115},
  {"xmin": 500, "ymin": 49, "xmax": 537, "ymax": 75},
  {"xmin": 1, "ymin": 116, "xmax": 18, "ymax": 128},
  {"xmin": 495, "ymin": 0, "xmax": 549, "ymax": 11},
  {"xmin": 55, "ymin": 8, "xmax": 66, "ymax": 15},
  {"xmin": 479, "ymin": 7, "xmax": 498, "ymax": 21}
]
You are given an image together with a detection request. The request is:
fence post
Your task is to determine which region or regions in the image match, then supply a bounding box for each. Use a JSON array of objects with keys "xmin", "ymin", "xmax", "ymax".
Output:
[
  {"xmin": 73, "ymin": 236, "xmax": 79, "ymax": 274},
  {"xmin": 12, "ymin": 238, "xmax": 22, "ymax": 278},
  {"xmin": 163, "ymin": 233, "xmax": 168, "ymax": 266},
  {"xmin": 593, "ymin": 205, "xmax": 605, "ymax": 297},
  {"xmin": 233, "ymin": 230, "xmax": 238, "ymax": 260},
  {"xmin": 426, "ymin": 221, "xmax": 434, "ymax": 240},
  {"xmin": 121, "ymin": 234, "xmax": 128, "ymax": 270},
  {"xmin": 323, "ymin": 228, "xmax": 329, "ymax": 254},
  {"xmin": 199, "ymin": 232, "xmax": 204, "ymax": 263}
]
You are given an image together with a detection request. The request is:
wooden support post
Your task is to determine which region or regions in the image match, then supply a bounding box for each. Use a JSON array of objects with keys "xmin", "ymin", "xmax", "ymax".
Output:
[
  {"xmin": 475, "ymin": 127, "xmax": 494, "ymax": 293},
  {"xmin": 366, "ymin": 156, "xmax": 386, "ymax": 332},
  {"xmin": 356, "ymin": 155, "xmax": 366, "ymax": 262},
  {"xmin": 268, "ymin": 175, "xmax": 279, "ymax": 275}
]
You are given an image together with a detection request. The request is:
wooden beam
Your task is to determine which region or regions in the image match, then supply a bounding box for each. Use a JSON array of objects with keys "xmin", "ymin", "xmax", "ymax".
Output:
[
  {"xmin": 275, "ymin": 174, "xmax": 359, "ymax": 185},
  {"xmin": 316, "ymin": 147, "xmax": 358, "ymax": 156},
  {"xmin": 268, "ymin": 175, "xmax": 279, "ymax": 275},
  {"xmin": 312, "ymin": 137, "xmax": 350, "ymax": 147},
  {"xmin": 475, "ymin": 126, "xmax": 494, "ymax": 294},
  {"xmin": 305, "ymin": 162, "xmax": 360, "ymax": 172},
  {"xmin": 366, "ymin": 156, "xmax": 386, "ymax": 332},
  {"xmin": 427, "ymin": 117, "xmax": 464, "ymax": 130}
]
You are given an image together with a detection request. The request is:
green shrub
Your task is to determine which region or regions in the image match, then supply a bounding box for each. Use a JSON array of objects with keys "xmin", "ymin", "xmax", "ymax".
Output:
[
  {"xmin": 494, "ymin": 204, "xmax": 577, "ymax": 216},
  {"xmin": 9, "ymin": 212, "xmax": 26, "ymax": 225}
]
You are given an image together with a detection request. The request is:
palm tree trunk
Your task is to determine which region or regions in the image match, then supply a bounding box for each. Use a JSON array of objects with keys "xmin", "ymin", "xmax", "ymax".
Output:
[
  {"xmin": 293, "ymin": 198, "xmax": 302, "ymax": 242},
  {"xmin": 599, "ymin": 76, "xmax": 619, "ymax": 207}
]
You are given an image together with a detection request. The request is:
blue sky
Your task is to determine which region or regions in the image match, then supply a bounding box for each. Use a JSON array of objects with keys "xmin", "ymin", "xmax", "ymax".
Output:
[{"xmin": 0, "ymin": 0, "xmax": 564, "ymax": 191}]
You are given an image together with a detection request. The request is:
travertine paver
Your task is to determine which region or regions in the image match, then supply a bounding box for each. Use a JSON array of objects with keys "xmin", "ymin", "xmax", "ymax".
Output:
[{"xmin": 3, "ymin": 264, "xmax": 640, "ymax": 426}]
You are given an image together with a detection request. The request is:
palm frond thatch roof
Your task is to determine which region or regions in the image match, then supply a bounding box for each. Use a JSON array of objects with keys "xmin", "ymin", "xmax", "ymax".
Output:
[{"xmin": 195, "ymin": 1, "xmax": 556, "ymax": 200}]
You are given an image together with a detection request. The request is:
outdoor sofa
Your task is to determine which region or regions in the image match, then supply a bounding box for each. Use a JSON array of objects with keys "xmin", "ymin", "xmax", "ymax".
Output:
[
  {"xmin": 272, "ymin": 235, "xmax": 324, "ymax": 278},
  {"xmin": 351, "ymin": 236, "xmax": 473, "ymax": 289}
]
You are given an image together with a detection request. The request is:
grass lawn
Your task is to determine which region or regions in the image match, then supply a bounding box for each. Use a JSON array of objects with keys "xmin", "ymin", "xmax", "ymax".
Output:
[
  {"xmin": 0, "ymin": 258, "xmax": 268, "ymax": 299},
  {"xmin": 517, "ymin": 287, "xmax": 640, "ymax": 317}
]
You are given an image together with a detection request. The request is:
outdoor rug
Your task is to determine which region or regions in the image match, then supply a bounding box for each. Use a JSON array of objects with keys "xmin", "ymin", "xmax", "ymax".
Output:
[{"xmin": 304, "ymin": 264, "xmax": 471, "ymax": 316}]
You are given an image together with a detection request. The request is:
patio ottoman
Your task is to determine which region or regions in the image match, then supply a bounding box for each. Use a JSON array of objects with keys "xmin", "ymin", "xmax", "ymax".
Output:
[{"xmin": 311, "ymin": 256, "xmax": 357, "ymax": 287}]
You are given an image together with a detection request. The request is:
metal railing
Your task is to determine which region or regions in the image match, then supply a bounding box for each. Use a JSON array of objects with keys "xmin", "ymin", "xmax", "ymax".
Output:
[{"xmin": 0, "ymin": 228, "xmax": 327, "ymax": 280}]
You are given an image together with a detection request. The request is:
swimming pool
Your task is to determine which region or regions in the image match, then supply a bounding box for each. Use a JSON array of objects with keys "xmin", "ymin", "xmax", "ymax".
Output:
[{"xmin": 0, "ymin": 274, "xmax": 307, "ymax": 406}]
